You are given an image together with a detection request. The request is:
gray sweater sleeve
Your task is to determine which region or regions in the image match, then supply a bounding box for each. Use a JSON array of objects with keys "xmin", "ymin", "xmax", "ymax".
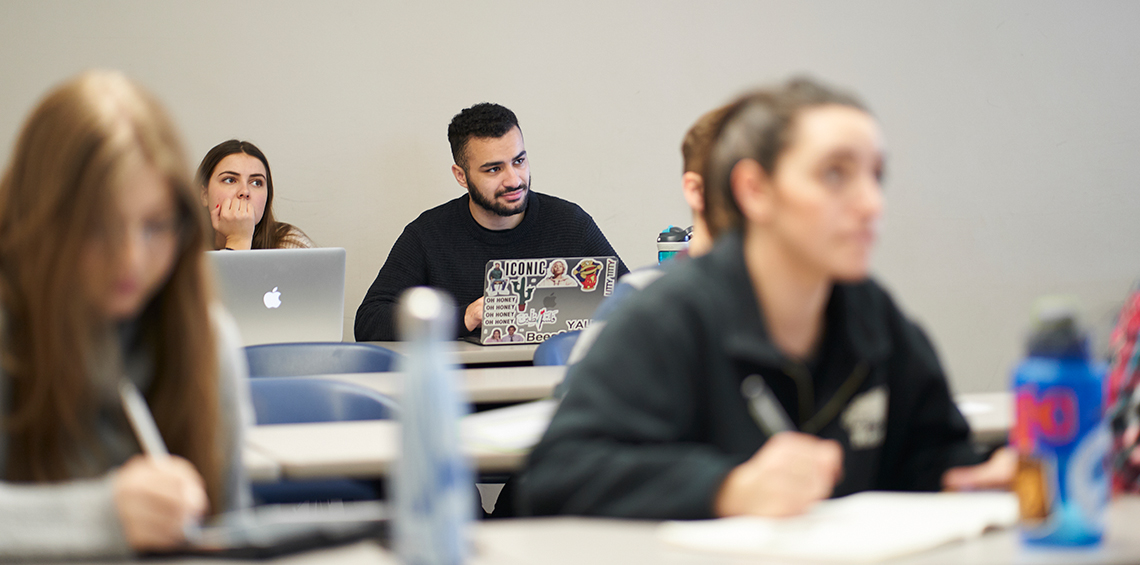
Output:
[
  {"xmin": 0, "ymin": 476, "xmax": 132, "ymax": 559},
  {"xmin": 211, "ymin": 303, "xmax": 255, "ymax": 512},
  {"xmin": 0, "ymin": 305, "xmax": 253, "ymax": 559}
]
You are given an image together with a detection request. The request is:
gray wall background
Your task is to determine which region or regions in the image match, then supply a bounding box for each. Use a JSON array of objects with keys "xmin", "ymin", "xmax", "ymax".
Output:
[{"xmin": 2, "ymin": 1, "xmax": 1137, "ymax": 393}]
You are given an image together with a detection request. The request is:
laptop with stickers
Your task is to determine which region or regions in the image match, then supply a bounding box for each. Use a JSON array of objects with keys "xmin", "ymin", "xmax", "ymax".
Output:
[
  {"xmin": 208, "ymin": 248, "xmax": 346, "ymax": 346},
  {"xmin": 473, "ymin": 256, "xmax": 618, "ymax": 345}
]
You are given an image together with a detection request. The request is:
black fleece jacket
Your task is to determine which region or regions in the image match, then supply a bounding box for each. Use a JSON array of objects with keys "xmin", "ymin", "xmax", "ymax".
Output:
[
  {"xmin": 519, "ymin": 232, "xmax": 980, "ymax": 519},
  {"xmin": 354, "ymin": 191, "xmax": 627, "ymax": 341}
]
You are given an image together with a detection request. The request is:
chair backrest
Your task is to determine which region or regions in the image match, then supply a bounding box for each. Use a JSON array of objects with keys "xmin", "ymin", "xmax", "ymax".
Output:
[
  {"xmin": 245, "ymin": 342, "xmax": 400, "ymax": 378},
  {"xmin": 250, "ymin": 377, "xmax": 400, "ymax": 425},
  {"xmin": 532, "ymin": 330, "xmax": 582, "ymax": 366}
]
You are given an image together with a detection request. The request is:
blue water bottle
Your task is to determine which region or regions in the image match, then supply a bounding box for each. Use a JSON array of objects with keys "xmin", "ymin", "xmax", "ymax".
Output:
[
  {"xmin": 1010, "ymin": 298, "xmax": 1109, "ymax": 546},
  {"xmin": 395, "ymin": 287, "xmax": 473, "ymax": 564}
]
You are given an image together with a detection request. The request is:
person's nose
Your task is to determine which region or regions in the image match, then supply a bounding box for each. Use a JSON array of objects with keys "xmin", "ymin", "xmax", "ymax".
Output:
[
  {"xmin": 237, "ymin": 179, "xmax": 252, "ymax": 199},
  {"xmin": 120, "ymin": 224, "xmax": 148, "ymax": 276},
  {"xmin": 855, "ymin": 173, "xmax": 884, "ymax": 221},
  {"xmin": 505, "ymin": 166, "xmax": 522, "ymax": 189}
]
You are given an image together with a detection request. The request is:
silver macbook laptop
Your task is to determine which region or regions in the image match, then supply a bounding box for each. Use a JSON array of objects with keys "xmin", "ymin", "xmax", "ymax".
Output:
[
  {"xmin": 208, "ymin": 248, "xmax": 346, "ymax": 346},
  {"xmin": 475, "ymin": 256, "xmax": 618, "ymax": 345}
]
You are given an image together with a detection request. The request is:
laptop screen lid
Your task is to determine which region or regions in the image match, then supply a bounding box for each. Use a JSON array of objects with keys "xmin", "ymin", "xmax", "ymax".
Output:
[
  {"xmin": 478, "ymin": 256, "xmax": 617, "ymax": 345},
  {"xmin": 208, "ymin": 248, "xmax": 346, "ymax": 346}
]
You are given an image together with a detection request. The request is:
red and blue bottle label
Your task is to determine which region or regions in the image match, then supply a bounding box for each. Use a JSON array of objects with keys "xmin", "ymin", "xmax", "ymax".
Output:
[{"xmin": 1011, "ymin": 363, "xmax": 1109, "ymax": 546}]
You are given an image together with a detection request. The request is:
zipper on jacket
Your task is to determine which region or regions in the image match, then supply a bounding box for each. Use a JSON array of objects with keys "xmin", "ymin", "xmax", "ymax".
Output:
[
  {"xmin": 782, "ymin": 361, "xmax": 815, "ymax": 428},
  {"xmin": 802, "ymin": 361, "xmax": 871, "ymax": 435}
]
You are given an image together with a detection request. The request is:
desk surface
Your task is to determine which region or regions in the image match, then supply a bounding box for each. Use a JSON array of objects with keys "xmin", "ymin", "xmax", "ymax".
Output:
[
  {"xmin": 178, "ymin": 497, "xmax": 1140, "ymax": 565},
  {"xmin": 312, "ymin": 365, "xmax": 563, "ymax": 404},
  {"xmin": 245, "ymin": 393, "xmax": 1007, "ymax": 482},
  {"xmin": 245, "ymin": 400, "xmax": 557, "ymax": 480},
  {"xmin": 242, "ymin": 446, "xmax": 280, "ymax": 483},
  {"xmin": 955, "ymin": 391, "xmax": 1011, "ymax": 447},
  {"xmin": 246, "ymin": 421, "xmax": 527, "ymax": 479},
  {"xmin": 364, "ymin": 340, "xmax": 538, "ymax": 365}
]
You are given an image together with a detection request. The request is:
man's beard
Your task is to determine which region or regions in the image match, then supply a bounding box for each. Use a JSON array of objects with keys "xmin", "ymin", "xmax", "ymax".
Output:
[{"xmin": 468, "ymin": 176, "xmax": 531, "ymax": 217}]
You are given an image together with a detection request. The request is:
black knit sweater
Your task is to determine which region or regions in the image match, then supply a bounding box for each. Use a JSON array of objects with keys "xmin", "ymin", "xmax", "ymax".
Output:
[{"xmin": 354, "ymin": 191, "xmax": 629, "ymax": 341}]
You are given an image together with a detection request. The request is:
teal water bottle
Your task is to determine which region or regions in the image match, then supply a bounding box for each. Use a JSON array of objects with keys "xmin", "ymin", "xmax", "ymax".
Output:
[
  {"xmin": 657, "ymin": 225, "xmax": 691, "ymax": 264},
  {"xmin": 395, "ymin": 287, "xmax": 473, "ymax": 564},
  {"xmin": 1010, "ymin": 298, "xmax": 1109, "ymax": 546}
]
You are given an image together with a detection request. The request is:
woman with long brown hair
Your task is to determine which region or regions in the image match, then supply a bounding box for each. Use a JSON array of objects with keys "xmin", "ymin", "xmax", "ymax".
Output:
[
  {"xmin": 197, "ymin": 140, "xmax": 312, "ymax": 250},
  {"xmin": 0, "ymin": 71, "xmax": 250, "ymax": 558}
]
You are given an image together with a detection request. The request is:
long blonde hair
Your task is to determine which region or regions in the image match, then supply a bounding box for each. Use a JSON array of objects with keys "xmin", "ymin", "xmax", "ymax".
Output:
[{"xmin": 0, "ymin": 71, "xmax": 225, "ymax": 510}]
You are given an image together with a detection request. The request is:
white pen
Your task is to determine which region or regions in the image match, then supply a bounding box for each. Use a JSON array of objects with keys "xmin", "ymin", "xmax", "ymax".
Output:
[
  {"xmin": 119, "ymin": 379, "xmax": 170, "ymax": 458},
  {"xmin": 119, "ymin": 379, "xmax": 202, "ymax": 542}
]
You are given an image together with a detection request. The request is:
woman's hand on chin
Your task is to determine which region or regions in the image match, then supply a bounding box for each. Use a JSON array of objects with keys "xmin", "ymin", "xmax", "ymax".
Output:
[{"xmin": 211, "ymin": 197, "xmax": 256, "ymax": 250}]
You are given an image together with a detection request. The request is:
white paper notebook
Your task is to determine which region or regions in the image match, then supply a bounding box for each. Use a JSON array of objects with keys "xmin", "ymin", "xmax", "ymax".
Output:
[
  {"xmin": 658, "ymin": 491, "xmax": 1018, "ymax": 563},
  {"xmin": 461, "ymin": 399, "xmax": 558, "ymax": 452}
]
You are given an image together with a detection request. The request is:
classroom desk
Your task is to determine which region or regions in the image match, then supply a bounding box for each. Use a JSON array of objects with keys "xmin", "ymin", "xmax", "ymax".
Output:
[
  {"xmin": 172, "ymin": 496, "xmax": 1140, "ymax": 564},
  {"xmin": 242, "ymin": 446, "xmax": 281, "ymax": 483},
  {"xmin": 309, "ymin": 365, "xmax": 564, "ymax": 404},
  {"xmin": 955, "ymin": 391, "xmax": 1012, "ymax": 447},
  {"xmin": 246, "ymin": 400, "xmax": 556, "ymax": 480},
  {"xmin": 365, "ymin": 340, "xmax": 538, "ymax": 366},
  {"xmin": 247, "ymin": 421, "xmax": 524, "ymax": 478},
  {"xmin": 245, "ymin": 393, "xmax": 1007, "ymax": 482}
]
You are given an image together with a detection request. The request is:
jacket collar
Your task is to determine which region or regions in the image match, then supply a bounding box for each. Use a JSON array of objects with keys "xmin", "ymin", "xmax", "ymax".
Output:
[{"xmin": 707, "ymin": 231, "xmax": 892, "ymax": 368}]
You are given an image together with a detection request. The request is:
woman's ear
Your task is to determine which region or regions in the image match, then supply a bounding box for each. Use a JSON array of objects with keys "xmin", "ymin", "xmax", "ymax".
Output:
[
  {"xmin": 199, "ymin": 185, "xmax": 209, "ymax": 207},
  {"xmin": 730, "ymin": 158, "xmax": 775, "ymax": 225}
]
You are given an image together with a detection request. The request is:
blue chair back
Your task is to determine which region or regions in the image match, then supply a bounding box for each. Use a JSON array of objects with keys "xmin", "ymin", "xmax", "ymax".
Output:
[
  {"xmin": 532, "ymin": 330, "xmax": 582, "ymax": 366},
  {"xmin": 245, "ymin": 342, "xmax": 399, "ymax": 378},
  {"xmin": 248, "ymin": 377, "xmax": 398, "ymax": 504},
  {"xmin": 250, "ymin": 377, "xmax": 399, "ymax": 425}
]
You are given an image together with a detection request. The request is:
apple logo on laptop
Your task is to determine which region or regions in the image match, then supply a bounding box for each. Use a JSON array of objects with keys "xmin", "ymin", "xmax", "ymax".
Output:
[
  {"xmin": 543, "ymin": 293, "xmax": 557, "ymax": 309},
  {"xmin": 263, "ymin": 287, "xmax": 282, "ymax": 309}
]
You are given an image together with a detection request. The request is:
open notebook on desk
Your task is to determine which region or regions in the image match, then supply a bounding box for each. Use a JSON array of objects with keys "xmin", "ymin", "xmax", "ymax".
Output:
[{"xmin": 658, "ymin": 491, "xmax": 1018, "ymax": 563}]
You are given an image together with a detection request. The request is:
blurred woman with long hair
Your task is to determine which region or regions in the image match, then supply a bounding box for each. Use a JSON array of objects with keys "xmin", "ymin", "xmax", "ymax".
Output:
[{"xmin": 0, "ymin": 71, "xmax": 250, "ymax": 558}]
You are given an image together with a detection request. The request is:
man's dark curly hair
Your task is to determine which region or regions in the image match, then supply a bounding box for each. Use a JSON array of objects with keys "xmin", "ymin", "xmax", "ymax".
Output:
[{"xmin": 447, "ymin": 103, "xmax": 520, "ymax": 169}]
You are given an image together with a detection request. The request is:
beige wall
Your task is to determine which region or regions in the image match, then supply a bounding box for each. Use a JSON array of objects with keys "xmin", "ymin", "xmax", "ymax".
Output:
[{"xmin": 2, "ymin": 1, "xmax": 1138, "ymax": 392}]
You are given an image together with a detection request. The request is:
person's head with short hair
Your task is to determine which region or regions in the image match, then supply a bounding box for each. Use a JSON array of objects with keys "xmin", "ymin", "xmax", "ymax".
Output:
[
  {"xmin": 447, "ymin": 103, "xmax": 530, "ymax": 229},
  {"xmin": 679, "ymin": 104, "xmax": 735, "ymax": 256},
  {"xmin": 507, "ymin": 325, "xmax": 518, "ymax": 334},
  {"xmin": 706, "ymin": 77, "xmax": 882, "ymax": 282},
  {"xmin": 549, "ymin": 259, "xmax": 567, "ymax": 278},
  {"xmin": 0, "ymin": 70, "xmax": 226, "ymax": 508}
]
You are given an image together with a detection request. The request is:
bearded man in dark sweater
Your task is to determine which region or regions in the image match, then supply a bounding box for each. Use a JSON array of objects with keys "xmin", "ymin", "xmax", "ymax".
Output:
[{"xmin": 355, "ymin": 103, "xmax": 628, "ymax": 341}]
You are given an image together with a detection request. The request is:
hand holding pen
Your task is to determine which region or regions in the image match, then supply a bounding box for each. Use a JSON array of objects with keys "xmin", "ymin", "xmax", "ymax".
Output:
[
  {"xmin": 714, "ymin": 374, "xmax": 844, "ymax": 518},
  {"xmin": 115, "ymin": 380, "xmax": 208, "ymax": 551}
]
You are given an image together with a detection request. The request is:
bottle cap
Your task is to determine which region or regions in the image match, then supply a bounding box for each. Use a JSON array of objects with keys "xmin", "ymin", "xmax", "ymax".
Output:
[
  {"xmin": 1026, "ymin": 296, "xmax": 1089, "ymax": 359},
  {"xmin": 397, "ymin": 287, "xmax": 456, "ymax": 343},
  {"xmin": 657, "ymin": 225, "xmax": 691, "ymax": 243}
]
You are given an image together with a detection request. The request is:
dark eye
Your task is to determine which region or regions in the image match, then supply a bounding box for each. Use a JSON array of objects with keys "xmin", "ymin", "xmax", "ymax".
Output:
[
  {"xmin": 221, "ymin": 177, "xmax": 235, "ymax": 184},
  {"xmin": 252, "ymin": 179, "xmax": 263, "ymax": 188},
  {"xmin": 514, "ymin": 157, "xmax": 526, "ymax": 165},
  {"xmin": 822, "ymin": 166, "xmax": 846, "ymax": 187},
  {"xmin": 486, "ymin": 167, "xmax": 500, "ymax": 173},
  {"xmin": 142, "ymin": 218, "xmax": 178, "ymax": 241}
]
